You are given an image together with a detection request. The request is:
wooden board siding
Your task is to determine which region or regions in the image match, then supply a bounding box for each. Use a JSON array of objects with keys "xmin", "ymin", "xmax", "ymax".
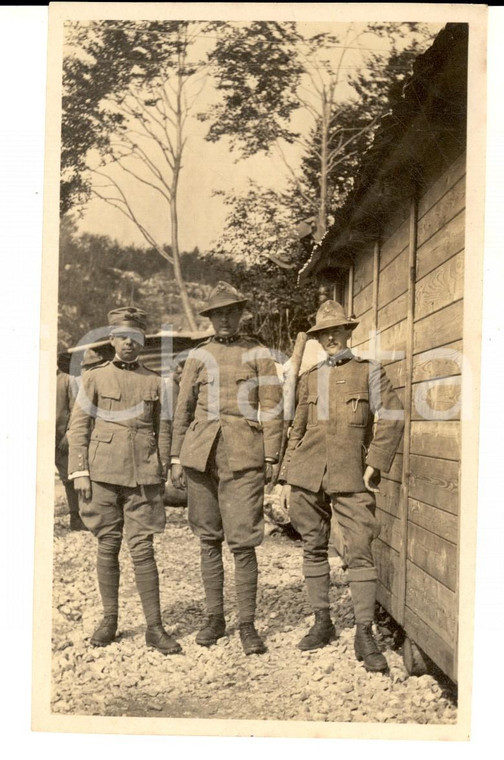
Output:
[
  {"xmin": 378, "ymin": 250, "xmax": 409, "ymax": 309},
  {"xmin": 413, "ymin": 299, "xmax": 464, "ymax": 355},
  {"xmin": 412, "ymin": 340, "xmax": 463, "ymax": 383},
  {"xmin": 403, "ymin": 607, "xmax": 456, "ymax": 681},
  {"xmin": 417, "ymin": 175, "xmax": 466, "ymax": 249},
  {"xmin": 407, "ymin": 522, "xmax": 457, "ymax": 592},
  {"xmin": 353, "ymin": 252, "xmax": 374, "ymax": 296},
  {"xmin": 411, "ymin": 375, "xmax": 461, "ymax": 421},
  {"xmin": 353, "ymin": 282, "xmax": 373, "ymax": 318},
  {"xmin": 409, "ymin": 454, "xmax": 459, "ymax": 514},
  {"xmin": 405, "ymin": 560, "xmax": 457, "ymax": 645},
  {"xmin": 379, "ymin": 219, "xmax": 409, "ymax": 272},
  {"xmin": 416, "ymin": 210, "xmax": 465, "ymax": 281},
  {"xmin": 344, "ymin": 151, "xmax": 465, "ymax": 681}
]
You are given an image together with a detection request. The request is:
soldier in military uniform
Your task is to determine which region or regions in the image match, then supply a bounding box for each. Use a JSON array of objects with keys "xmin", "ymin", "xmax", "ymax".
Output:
[
  {"xmin": 55, "ymin": 349, "xmax": 106, "ymax": 531},
  {"xmin": 171, "ymin": 282, "xmax": 283, "ymax": 655},
  {"xmin": 67, "ymin": 307, "xmax": 182, "ymax": 655},
  {"xmin": 280, "ymin": 301, "xmax": 404, "ymax": 672}
]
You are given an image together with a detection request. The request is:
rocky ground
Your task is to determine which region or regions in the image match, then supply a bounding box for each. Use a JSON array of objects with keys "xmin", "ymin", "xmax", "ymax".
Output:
[{"xmin": 51, "ymin": 482, "xmax": 457, "ymax": 724}]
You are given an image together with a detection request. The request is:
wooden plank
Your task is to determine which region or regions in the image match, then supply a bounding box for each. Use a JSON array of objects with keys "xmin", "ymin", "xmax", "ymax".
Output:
[
  {"xmin": 375, "ymin": 478, "xmax": 402, "ymax": 518},
  {"xmin": 376, "ymin": 507, "xmax": 402, "ymax": 553},
  {"xmin": 379, "ymin": 220, "xmax": 409, "ymax": 271},
  {"xmin": 416, "ymin": 210, "xmax": 465, "ymax": 280},
  {"xmin": 413, "ymin": 300, "xmax": 464, "ymax": 354},
  {"xmin": 415, "ymin": 252, "xmax": 465, "ymax": 321},
  {"xmin": 408, "ymin": 498, "xmax": 458, "ymax": 544},
  {"xmin": 376, "ymin": 581, "xmax": 402, "ymax": 622},
  {"xmin": 417, "ymin": 152, "xmax": 466, "ymax": 219},
  {"xmin": 406, "ymin": 560, "xmax": 458, "ymax": 646},
  {"xmin": 410, "ymin": 420, "xmax": 461, "ymax": 460},
  {"xmin": 353, "ymin": 282, "xmax": 373, "ymax": 318},
  {"xmin": 380, "ymin": 203, "xmax": 410, "ymax": 244},
  {"xmin": 411, "ymin": 375, "xmax": 462, "ymax": 421},
  {"xmin": 382, "ymin": 452, "xmax": 403, "ymax": 483},
  {"xmin": 409, "ymin": 454, "xmax": 459, "ymax": 514},
  {"xmin": 378, "ymin": 250, "xmax": 409, "ymax": 308},
  {"xmin": 412, "ymin": 340, "xmax": 463, "ymax": 383},
  {"xmin": 404, "ymin": 606, "xmax": 456, "ymax": 682},
  {"xmin": 378, "ymin": 291, "xmax": 408, "ymax": 332},
  {"xmin": 417, "ymin": 175, "xmax": 466, "ymax": 247},
  {"xmin": 353, "ymin": 252, "xmax": 374, "ymax": 296},
  {"xmin": 407, "ymin": 522, "xmax": 457, "ymax": 591},
  {"xmin": 382, "ymin": 359, "xmax": 406, "ymax": 388},
  {"xmin": 351, "ymin": 308, "xmax": 373, "ymax": 347},
  {"xmin": 373, "ymin": 539, "xmax": 400, "ymax": 597},
  {"xmin": 351, "ymin": 338, "xmax": 371, "ymax": 354},
  {"xmin": 377, "ymin": 318, "xmax": 407, "ymax": 362}
]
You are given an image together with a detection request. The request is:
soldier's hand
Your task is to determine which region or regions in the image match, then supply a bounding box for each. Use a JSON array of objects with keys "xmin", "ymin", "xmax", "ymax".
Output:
[
  {"xmin": 74, "ymin": 476, "xmax": 92, "ymax": 501},
  {"xmin": 363, "ymin": 466, "xmax": 380, "ymax": 493},
  {"xmin": 171, "ymin": 463, "xmax": 186, "ymax": 490},
  {"xmin": 279, "ymin": 484, "xmax": 291, "ymax": 511},
  {"xmin": 264, "ymin": 462, "xmax": 274, "ymax": 484}
]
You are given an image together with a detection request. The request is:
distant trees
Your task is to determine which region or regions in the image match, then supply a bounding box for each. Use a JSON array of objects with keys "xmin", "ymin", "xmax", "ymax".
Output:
[
  {"xmin": 203, "ymin": 22, "xmax": 435, "ymax": 240},
  {"xmin": 62, "ymin": 20, "xmax": 213, "ymax": 329}
]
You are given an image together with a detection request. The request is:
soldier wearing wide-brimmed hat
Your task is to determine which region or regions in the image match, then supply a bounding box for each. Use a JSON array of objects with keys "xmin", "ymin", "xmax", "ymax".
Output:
[
  {"xmin": 279, "ymin": 301, "xmax": 404, "ymax": 672},
  {"xmin": 67, "ymin": 306, "xmax": 182, "ymax": 655},
  {"xmin": 171, "ymin": 282, "xmax": 283, "ymax": 655}
]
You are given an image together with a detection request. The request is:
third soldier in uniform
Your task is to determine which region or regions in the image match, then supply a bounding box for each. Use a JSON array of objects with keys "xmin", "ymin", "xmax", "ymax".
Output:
[{"xmin": 280, "ymin": 301, "xmax": 404, "ymax": 672}]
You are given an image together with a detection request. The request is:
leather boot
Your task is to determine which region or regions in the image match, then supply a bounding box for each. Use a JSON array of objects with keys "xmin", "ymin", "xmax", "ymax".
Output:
[
  {"xmin": 354, "ymin": 623, "xmax": 388, "ymax": 672},
  {"xmin": 195, "ymin": 614, "xmax": 226, "ymax": 647},
  {"xmin": 239, "ymin": 622, "xmax": 266, "ymax": 655},
  {"xmin": 90, "ymin": 615, "xmax": 117, "ymax": 647},
  {"xmin": 146, "ymin": 624, "xmax": 182, "ymax": 655},
  {"xmin": 297, "ymin": 610, "xmax": 336, "ymax": 651}
]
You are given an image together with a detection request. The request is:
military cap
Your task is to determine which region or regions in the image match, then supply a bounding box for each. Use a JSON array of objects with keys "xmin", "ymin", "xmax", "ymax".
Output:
[
  {"xmin": 107, "ymin": 306, "xmax": 147, "ymax": 332},
  {"xmin": 199, "ymin": 281, "xmax": 248, "ymax": 317},
  {"xmin": 81, "ymin": 347, "xmax": 106, "ymax": 369},
  {"xmin": 306, "ymin": 300, "xmax": 359, "ymax": 334}
]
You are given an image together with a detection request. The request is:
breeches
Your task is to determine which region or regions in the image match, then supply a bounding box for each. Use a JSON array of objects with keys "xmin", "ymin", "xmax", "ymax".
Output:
[
  {"xmin": 184, "ymin": 433, "xmax": 265, "ymax": 552},
  {"xmin": 79, "ymin": 480, "xmax": 165, "ymax": 553},
  {"xmin": 289, "ymin": 485, "xmax": 380, "ymax": 583}
]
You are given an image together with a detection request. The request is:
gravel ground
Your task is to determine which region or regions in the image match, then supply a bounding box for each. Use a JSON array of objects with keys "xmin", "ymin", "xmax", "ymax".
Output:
[{"xmin": 51, "ymin": 483, "xmax": 457, "ymax": 724}]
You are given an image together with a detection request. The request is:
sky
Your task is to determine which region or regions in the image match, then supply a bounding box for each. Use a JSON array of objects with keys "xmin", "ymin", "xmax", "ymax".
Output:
[{"xmin": 73, "ymin": 21, "xmax": 442, "ymax": 253}]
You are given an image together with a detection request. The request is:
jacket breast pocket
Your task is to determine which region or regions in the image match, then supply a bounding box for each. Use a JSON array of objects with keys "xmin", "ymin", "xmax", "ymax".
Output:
[
  {"xmin": 307, "ymin": 393, "xmax": 318, "ymax": 427},
  {"xmin": 346, "ymin": 391, "xmax": 369, "ymax": 427},
  {"xmin": 99, "ymin": 388, "xmax": 121, "ymax": 412}
]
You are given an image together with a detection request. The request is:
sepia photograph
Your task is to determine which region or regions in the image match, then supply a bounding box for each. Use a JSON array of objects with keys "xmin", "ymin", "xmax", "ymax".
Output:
[{"xmin": 31, "ymin": 2, "xmax": 487, "ymax": 740}]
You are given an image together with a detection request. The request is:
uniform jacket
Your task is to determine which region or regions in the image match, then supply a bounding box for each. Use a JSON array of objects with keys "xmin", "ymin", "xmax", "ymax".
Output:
[
  {"xmin": 280, "ymin": 351, "xmax": 404, "ymax": 493},
  {"xmin": 55, "ymin": 370, "xmax": 79, "ymax": 450},
  {"xmin": 171, "ymin": 336, "xmax": 283, "ymax": 473},
  {"xmin": 67, "ymin": 361, "xmax": 172, "ymax": 487}
]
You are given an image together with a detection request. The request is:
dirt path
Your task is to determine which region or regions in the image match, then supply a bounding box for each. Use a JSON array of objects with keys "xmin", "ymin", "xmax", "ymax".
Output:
[{"xmin": 51, "ymin": 487, "xmax": 457, "ymax": 724}]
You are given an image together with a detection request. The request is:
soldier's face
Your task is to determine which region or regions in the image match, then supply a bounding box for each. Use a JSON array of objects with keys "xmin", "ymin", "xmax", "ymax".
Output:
[
  {"xmin": 110, "ymin": 331, "xmax": 144, "ymax": 361},
  {"xmin": 209, "ymin": 304, "xmax": 243, "ymax": 337},
  {"xmin": 317, "ymin": 326, "xmax": 351, "ymax": 356}
]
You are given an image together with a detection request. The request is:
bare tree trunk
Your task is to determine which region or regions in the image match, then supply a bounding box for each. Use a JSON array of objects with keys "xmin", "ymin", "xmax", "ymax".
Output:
[
  {"xmin": 170, "ymin": 53, "xmax": 198, "ymax": 331},
  {"xmin": 317, "ymin": 95, "xmax": 329, "ymax": 241}
]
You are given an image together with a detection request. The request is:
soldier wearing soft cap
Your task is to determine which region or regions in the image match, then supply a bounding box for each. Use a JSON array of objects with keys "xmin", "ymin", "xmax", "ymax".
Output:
[{"xmin": 67, "ymin": 306, "xmax": 182, "ymax": 655}]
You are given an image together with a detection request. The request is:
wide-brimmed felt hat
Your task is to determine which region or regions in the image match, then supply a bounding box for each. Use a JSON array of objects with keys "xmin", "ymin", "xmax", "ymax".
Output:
[
  {"xmin": 199, "ymin": 281, "xmax": 248, "ymax": 317},
  {"xmin": 108, "ymin": 306, "xmax": 147, "ymax": 333},
  {"xmin": 306, "ymin": 300, "xmax": 359, "ymax": 334}
]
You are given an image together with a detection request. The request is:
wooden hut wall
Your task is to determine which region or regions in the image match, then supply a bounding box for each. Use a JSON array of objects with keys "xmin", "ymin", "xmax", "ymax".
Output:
[{"xmin": 347, "ymin": 151, "xmax": 465, "ymax": 681}]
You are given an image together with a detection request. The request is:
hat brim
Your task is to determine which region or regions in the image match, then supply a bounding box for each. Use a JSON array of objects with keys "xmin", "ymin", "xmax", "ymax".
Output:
[
  {"xmin": 199, "ymin": 298, "xmax": 248, "ymax": 317},
  {"xmin": 306, "ymin": 318, "xmax": 359, "ymax": 335}
]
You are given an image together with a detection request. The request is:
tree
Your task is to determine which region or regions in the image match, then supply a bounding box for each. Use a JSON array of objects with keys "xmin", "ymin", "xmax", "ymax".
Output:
[
  {"xmin": 202, "ymin": 22, "xmax": 436, "ymax": 239},
  {"xmin": 62, "ymin": 20, "xmax": 211, "ymax": 329},
  {"xmin": 204, "ymin": 183, "xmax": 318, "ymax": 351}
]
